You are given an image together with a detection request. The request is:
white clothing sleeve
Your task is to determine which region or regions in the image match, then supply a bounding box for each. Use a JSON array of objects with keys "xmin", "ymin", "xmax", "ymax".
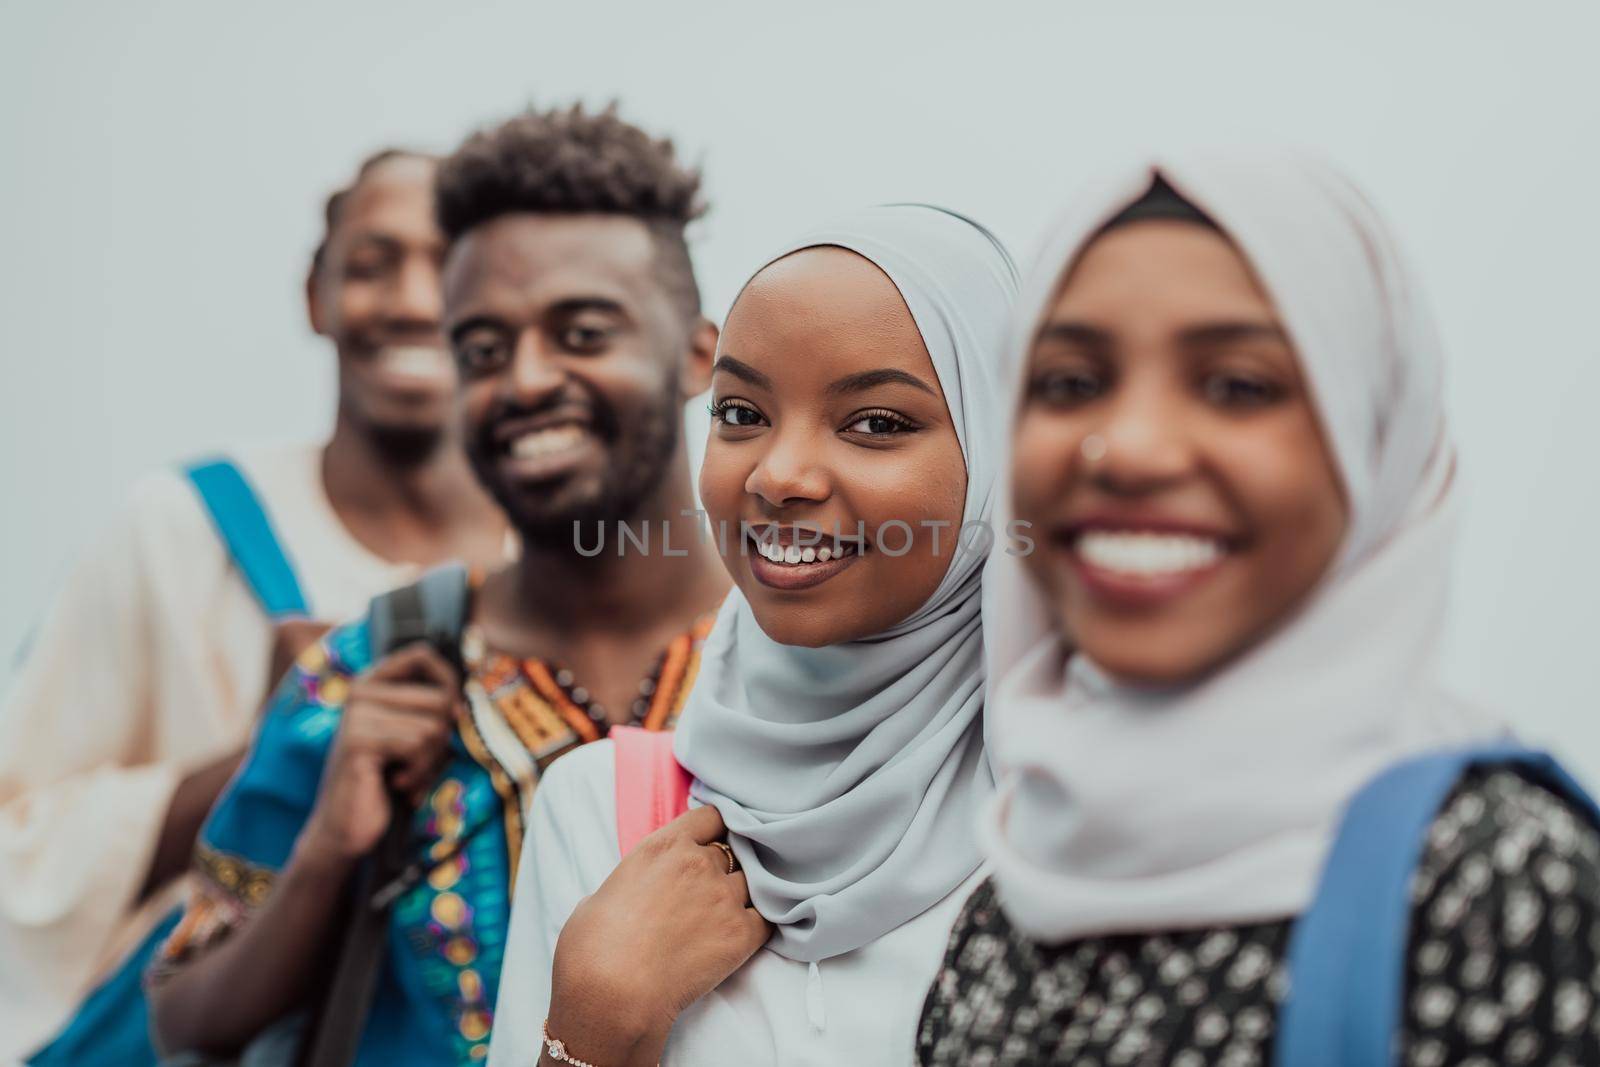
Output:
[
  {"xmin": 488, "ymin": 741, "xmax": 621, "ymax": 1067},
  {"xmin": 0, "ymin": 471, "xmax": 256, "ymax": 1060}
]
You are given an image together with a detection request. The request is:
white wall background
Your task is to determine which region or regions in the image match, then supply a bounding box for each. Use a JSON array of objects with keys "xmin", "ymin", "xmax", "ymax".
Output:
[{"xmin": 3, "ymin": 1, "xmax": 1598, "ymax": 775}]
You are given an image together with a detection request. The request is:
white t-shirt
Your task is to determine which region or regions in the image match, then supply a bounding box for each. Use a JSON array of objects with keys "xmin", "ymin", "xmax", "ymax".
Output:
[
  {"xmin": 0, "ymin": 443, "xmax": 422, "ymax": 1062},
  {"xmin": 489, "ymin": 740, "xmax": 982, "ymax": 1067}
]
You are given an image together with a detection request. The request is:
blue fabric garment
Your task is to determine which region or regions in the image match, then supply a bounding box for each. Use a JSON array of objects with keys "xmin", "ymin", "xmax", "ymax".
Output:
[
  {"xmin": 1275, "ymin": 743, "xmax": 1600, "ymax": 1067},
  {"xmin": 26, "ymin": 911, "xmax": 183, "ymax": 1066},
  {"xmin": 184, "ymin": 617, "xmax": 514, "ymax": 1066},
  {"xmin": 31, "ymin": 617, "xmax": 514, "ymax": 1066}
]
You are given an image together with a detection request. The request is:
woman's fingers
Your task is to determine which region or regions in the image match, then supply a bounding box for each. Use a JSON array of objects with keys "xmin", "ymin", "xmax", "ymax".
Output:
[
  {"xmin": 676, "ymin": 804, "xmax": 728, "ymax": 845},
  {"xmin": 717, "ymin": 869, "xmax": 767, "ymax": 955},
  {"xmin": 726, "ymin": 868, "xmax": 754, "ymax": 906},
  {"xmin": 733, "ymin": 895, "xmax": 773, "ymax": 952},
  {"xmin": 701, "ymin": 841, "xmax": 740, "ymax": 877}
]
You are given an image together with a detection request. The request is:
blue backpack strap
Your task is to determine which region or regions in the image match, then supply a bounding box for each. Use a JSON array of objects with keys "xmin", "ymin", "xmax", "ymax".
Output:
[
  {"xmin": 184, "ymin": 457, "xmax": 310, "ymax": 620},
  {"xmin": 1275, "ymin": 743, "xmax": 1600, "ymax": 1067}
]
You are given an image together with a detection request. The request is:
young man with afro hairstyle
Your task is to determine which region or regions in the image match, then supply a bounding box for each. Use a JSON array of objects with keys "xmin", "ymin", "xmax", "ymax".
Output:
[{"xmin": 148, "ymin": 103, "xmax": 729, "ymax": 1067}]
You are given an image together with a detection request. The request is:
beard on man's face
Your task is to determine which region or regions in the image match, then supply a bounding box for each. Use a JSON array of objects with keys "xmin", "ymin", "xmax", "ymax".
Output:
[
  {"xmin": 364, "ymin": 421, "xmax": 447, "ymax": 466},
  {"xmin": 466, "ymin": 373, "xmax": 682, "ymax": 554}
]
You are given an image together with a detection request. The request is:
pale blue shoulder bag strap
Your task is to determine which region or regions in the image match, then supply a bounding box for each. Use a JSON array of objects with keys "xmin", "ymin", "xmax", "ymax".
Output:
[
  {"xmin": 183, "ymin": 457, "xmax": 311, "ymax": 619},
  {"xmin": 1274, "ymin": 742, "xmax": 1600, "ymax": 1067}
]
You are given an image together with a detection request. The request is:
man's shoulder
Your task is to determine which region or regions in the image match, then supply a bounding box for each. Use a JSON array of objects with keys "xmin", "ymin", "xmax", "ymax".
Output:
[
  {"xmin": 74, "ymin": 465, "xmax": 228, "ymax": 580},
  {"xmin": 254, "ymin": 615, "xmax": 378, "ymax": 738},
  {"xmin": 227, "ymin": 441, "xmax": 323, "ymax": 493},
  {"xmin": 119, "ymin": 443, "xmax": 322, "ymax": 538},
  {"xmin": 1412, "ymin": 766, "xmax": 1600, "ymax": 914}
]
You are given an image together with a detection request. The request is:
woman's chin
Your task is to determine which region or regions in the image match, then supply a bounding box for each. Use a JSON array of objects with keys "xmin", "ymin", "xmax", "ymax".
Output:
[
  {"xmin": 1072, "ymin": 632, "xmax": 1234, "ymax": 690},
  {"xmin": 741, "ymin": 591, "xmax": 886, "ymax": 648},
  {"xmin": 747, "ymin": 608, "xmax": 862, "ymax": 648}
]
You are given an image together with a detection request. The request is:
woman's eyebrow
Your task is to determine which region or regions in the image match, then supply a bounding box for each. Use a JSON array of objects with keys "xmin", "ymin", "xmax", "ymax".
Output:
[
  {"xmin": 1035, "ymin": 321, "xmax": 1111, "ymax": 349},
  {"xmin": 1179, "ymin": 322, "xmax": 1290, "ymax": 346},
  {"xmin": 711, "ymin": 355, "xmax": 773, "ymax": 390},
  {"xmin": 825, "ymin": 368, "xmax": 938, "ymax": 398}
]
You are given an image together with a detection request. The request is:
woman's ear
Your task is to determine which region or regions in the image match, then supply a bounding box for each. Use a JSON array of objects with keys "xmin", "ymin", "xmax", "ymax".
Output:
[{"xmin": 680, "ymin": 317, "xmax": 719, "ymax": 400}]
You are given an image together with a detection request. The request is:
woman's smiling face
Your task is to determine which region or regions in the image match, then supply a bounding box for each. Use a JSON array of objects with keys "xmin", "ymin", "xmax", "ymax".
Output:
[
  {"xmin": 1012, "ymin": 219, "xmax": 1349, "ymax": 685},
  {"xmin": 700, "ymin": 246, "xmax": 968, "ymax": 647}
]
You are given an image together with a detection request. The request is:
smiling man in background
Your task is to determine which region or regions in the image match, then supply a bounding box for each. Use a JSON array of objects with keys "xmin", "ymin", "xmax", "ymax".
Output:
[
  {"xmin": 5, "ymin": 148, "xmax": 508, "ymax": 1064},
  {"xmin": 146, "ymin": 103, "xmax": 729, "ymax": 1066}
]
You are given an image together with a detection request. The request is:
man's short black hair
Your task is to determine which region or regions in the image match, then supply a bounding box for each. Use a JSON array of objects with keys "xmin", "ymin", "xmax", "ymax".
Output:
[
  {"xmin": 311, "ymin": 148, "xmax": 437, "ymax": 277},
  {"xmin": 435, "ymin": 103, "xmax": 707, "ymax": 319}
]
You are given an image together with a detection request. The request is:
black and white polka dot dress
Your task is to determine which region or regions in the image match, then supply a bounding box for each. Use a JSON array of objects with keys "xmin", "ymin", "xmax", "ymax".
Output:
[{"xmin": 916, "ymin": 769, "xmax": 1600, "ymax": 1066}]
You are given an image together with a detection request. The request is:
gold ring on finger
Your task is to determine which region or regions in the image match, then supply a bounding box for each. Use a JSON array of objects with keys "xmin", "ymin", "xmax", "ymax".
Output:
[{"xmin": 711, "ymin": 840, "xmax": 738, "ymax": 875}]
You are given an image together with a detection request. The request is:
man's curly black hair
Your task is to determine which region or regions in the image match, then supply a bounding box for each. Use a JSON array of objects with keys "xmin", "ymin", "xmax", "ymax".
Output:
[{"xmin": 436, "ymin": 103, "xmax": 707, "ymax": 320}]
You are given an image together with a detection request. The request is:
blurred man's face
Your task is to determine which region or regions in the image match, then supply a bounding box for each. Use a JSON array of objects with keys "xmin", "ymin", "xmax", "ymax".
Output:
[
  {"xmin": 310, "ymin": 155, "xmax": 456, "ymax": 458},
  {"xmin": 442, "ymin": 213, "xmax": 711, "ymax": 550}
]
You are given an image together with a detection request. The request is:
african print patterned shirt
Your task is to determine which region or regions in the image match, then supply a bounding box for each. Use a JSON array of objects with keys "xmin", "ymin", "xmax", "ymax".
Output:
[{"xmin": 150, "ymin": 604, "xmax": 717, "ymax": 1066}]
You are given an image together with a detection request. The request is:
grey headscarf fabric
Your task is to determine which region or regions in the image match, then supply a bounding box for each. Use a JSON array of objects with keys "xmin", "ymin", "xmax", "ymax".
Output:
[{"xmin": 672, "ymin": 204, "xmax": 1018, "ymax": 963}]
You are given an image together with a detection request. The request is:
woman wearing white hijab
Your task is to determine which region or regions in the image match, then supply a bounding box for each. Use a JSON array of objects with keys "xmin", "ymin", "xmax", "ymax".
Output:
[
  {"xmin": 916, "ymin": 152, "xmax": 1600, "ymax": 1066},
  {"xmin": 488, "ymin": 204, "xmax": 1017, "ymax": 1067}
]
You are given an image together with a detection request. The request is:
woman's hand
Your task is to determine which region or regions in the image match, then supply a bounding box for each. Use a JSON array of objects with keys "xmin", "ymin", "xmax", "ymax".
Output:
[{"xmin": 544, "ymin": 805, "xmax": 771, "ymax": 1066}]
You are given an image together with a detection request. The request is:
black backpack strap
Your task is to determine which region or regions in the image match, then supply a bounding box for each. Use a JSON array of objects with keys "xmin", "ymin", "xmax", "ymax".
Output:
[
  {"xmin": 296, "ymin": 563, "xmax": 470, "ymax": 1067},
  {"xmin": 366, "ymin": 561, "xmax": 471, "ymax": 673}
]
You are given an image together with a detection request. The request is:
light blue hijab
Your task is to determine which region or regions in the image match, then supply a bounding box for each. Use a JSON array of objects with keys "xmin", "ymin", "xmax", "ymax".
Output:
[{"xmin": 673, "ymin": 204, "xmax": 1018, "ymax": 963}]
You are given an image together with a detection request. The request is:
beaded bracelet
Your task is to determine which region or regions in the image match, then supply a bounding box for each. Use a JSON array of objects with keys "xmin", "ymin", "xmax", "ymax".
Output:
[{"xmin": 541, "ymin": 1018, "xmax": 602, "ymax": 1067}]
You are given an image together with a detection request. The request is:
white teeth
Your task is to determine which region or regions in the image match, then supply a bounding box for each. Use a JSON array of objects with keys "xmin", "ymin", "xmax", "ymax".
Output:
[
  {"xmin": 509, "ymin": 424, "xmax": 586, "ymax": 460},
  {"xmin": 379, "ymin": 345, "xmax": 452, "ymax": 382},
  {"xmin": 750, "ymin": 533, "xmax": 849, "ymax": 566},
  {"xmin": 1076, "ymin": 530, "xmax": 1224, "ymax": 577}
]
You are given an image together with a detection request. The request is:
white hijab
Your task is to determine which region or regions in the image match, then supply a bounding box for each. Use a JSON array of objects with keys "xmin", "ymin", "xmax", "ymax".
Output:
[
  {"xmin": 674, "ymin": 204, "xmax": 1018, "ymax": 963},
  {"xmin": 982, "ymin": 148, "xmax": 1503, "ymax": 944}
]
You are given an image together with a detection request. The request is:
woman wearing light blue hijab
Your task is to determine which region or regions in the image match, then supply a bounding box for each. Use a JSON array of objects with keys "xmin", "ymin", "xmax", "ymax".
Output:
[{"xmin": 487, "ymin": 204, "xmax": 1017, "ymax": 1066}]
